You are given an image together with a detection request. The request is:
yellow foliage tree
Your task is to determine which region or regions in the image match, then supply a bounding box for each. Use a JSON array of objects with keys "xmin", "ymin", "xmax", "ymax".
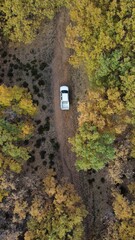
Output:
[
  {"xmin": 25, "ymin": 170, "xmax": 87, "ymax": 240},
  {"xmin": 0, "ymin": 84, "xmax": 37, "ymax": 116},
  {"xmin": 112, "ymin": 190, "xmax": 132, "ymax": 220},
  {"xmin": 0, "ymin": 84, "xmax": 13, "ymax": 107},
  {"xmin": 120, "ymin": 72, "xmax": 135, "ymax": 123},
  {"xmin": 66, "ymin": 0, "xmax": 135, "ymax": 78},
  {"xmin": 78, "ymin": 88, "xmax": 130, "ymax": 134},
  {"xmin": 110, "ymin": 184, "xmax": 135, "ymax": 240},
  {"xmin": 0, "ymin": 0, "xmax": 67, "ymax": 43},
  {"xmin": 20, "ymin": 122, "xmax": 34, "ymax": 139},
  {"xmin": 108, "ymin": 139, "xmax": 130, "ymax": 184},
  {"xmin": 0, "ymin": 85, "xmax": 36, "ymax": 176},
  {"xmin": 13, "ymin": 200, "xmax": 28, "ymax": 222},
  {"xmin": 0, "ymin": 153, "xmax": 22, "ymax": 174},
  {"xmin": 18, "ymin": 98, "xmax": 37, "ymax": 116}
]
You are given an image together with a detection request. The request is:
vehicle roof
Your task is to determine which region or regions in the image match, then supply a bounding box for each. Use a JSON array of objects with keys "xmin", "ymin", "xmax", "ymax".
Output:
[{"xmin": 62, "ymin": 93, "xmax": 68, "ymax": 101}]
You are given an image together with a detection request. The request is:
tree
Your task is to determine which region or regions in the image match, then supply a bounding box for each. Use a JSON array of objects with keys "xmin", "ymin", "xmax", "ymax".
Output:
[
  {"xmin": 104, "ymin": 184, "xmax": 135, "ymax": 240},
  {"xmin": 112, "ymin": 185, "xmax": 135, "ymax": 240},
  {"xmin": 69, "ymin": 124, "xmax": 115, "ymax": 171},
  {"xmin": 66, "ymin": 0, "xmax": 113, "ymax": 75},
  {"xmin": 120, "ymin": 69, "xmax": 135, "ymax": 123},
  {"xmin": 69, "ymin": 85, "xmax": 134, "ymax": 172},
  {"xmin": 92, "ymin": 50, "xmax": 134, "ymax": 88},
  {"xmin": 13, "ymin": 199, "xmax": 28, "ymax": 222},
  {"xmin": 65, "ymin": 0, "xmax": 135, "ymax": 172},
  {"xmin": 65, "ymin": 0, "xmax": 135, "ymax": 80},
  {"xmin": 25, "ymin": 170, "xmax": 87, "ymax": 240},
  {"xmin": 0, "ymin": 84, "xmax": 37, "ymax": 174},
  {"xmin": 0, "ymin": 84, "xmax": 37, "ymax": 115},
  {"xmin": 108, "ymin": 139, "xmax": 130, "ymax": 184},
  {"xmin": 0, "ymin": 0, "xmax": 67, "ymax": 43},
  {"xmin": 78, "ymin": 87, "xmax": 130, "ymax": 135}
]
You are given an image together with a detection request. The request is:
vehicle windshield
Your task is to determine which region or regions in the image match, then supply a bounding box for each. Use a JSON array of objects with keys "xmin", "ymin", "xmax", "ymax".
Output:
[{"xmin": 62, "ymin": 90, "xmax": 68, "ymax": 93}]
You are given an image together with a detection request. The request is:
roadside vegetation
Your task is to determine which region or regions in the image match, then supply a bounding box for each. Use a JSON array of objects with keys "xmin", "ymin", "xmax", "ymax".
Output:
[
  {"xmin": 66, "ymin": 0, "xmax": 135, "ymax": 171},
  {"xmin": 103, "ymin": 182, "xmax": 135, "ymax": 240},
  {"xmin": 25, "ymin": 170, "xmax": 87, "ymax": 240},
  {"xmin": 0, "ymin": 85, "xmax": 37, "ymax": 199},
  {"xmin": 66, "ymin": 1, "xmax": 135, "ymax": 238},
  {"xmin": 0, "ymin": 0, "xmax": 66, "ymax": 43}
]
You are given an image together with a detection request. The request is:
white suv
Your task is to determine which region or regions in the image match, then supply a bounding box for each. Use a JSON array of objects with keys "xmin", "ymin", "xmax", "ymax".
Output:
[{"xmin": 60, "ymin": 86, "xmax": 69, "ymax": 110}]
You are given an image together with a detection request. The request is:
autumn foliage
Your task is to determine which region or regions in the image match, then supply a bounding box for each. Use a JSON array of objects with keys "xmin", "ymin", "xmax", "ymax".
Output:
[
  {"xmin": 108, "ymin": 184, "xmax": 135, "ymax": 240},
  {"xmin": 0, "ymin": 0, "xmax": 67, "ymax": 43},
  {"xmin": 68, "ymin": 0, "xmax": 135, "ymax": 171},
  {"xmin": 0, "ymin": 1, "xmax": 134, "ymax": 239},
  {"xmin": 25, "ymin": 170, "xmax": 87, "ymax": 240},
  {"xmin": 66, "ymin": 0, "xmax": 135, "ymax": 77},
  {"xmin": 69, "ymin": 124, "xmax": 115, "ymax": 171},
  {"xmin": 0, "ymin": 84, "xmax": 37, "ymax": 176},
  {"xmin": 78, "ymin": 88, "xmax": 130, "ymax": 134}
]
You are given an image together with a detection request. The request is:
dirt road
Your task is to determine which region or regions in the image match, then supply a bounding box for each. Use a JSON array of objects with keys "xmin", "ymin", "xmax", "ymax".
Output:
[{"xmin": 52, "ymin": 10, "xmax": 81, "ymax": 190}]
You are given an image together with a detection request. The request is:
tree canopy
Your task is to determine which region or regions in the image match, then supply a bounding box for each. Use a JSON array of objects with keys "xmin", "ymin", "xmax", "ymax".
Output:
[
  {"xmin": 0, "ymin": 84, "xmax": 37, "ymax": 176},
  {"xmin": 0, "ymin": 0, "xmax": 66, "ymax": 43},
  {"xmin": 104, "ymin": 183, "xmax": 135, "ymax": 240},
  {"xmin": 67, "ymin": 0, "xmax": 135, "ymax": 171},
  {"xmin": 66, "ymin": 0, "xmax": 135, "ymax": 78},
  {"xmin": 25, "ymin": 170, "xmax": 87, "ymax": 240}
]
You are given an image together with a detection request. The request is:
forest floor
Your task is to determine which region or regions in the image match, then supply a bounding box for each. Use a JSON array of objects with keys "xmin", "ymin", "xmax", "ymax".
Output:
[{"xmin": 0, "ymin": 9, "xmax": 123, "ymax": 240}]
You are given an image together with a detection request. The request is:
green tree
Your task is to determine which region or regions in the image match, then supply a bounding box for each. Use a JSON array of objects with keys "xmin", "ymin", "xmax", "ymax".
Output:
[
  {"xmin": 69, "ymin": 124, "xmax": 115, "ymax": 171},
  {"xmin": 93, "ymin": 50, "xmax": 134, "ymax": 88}
]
